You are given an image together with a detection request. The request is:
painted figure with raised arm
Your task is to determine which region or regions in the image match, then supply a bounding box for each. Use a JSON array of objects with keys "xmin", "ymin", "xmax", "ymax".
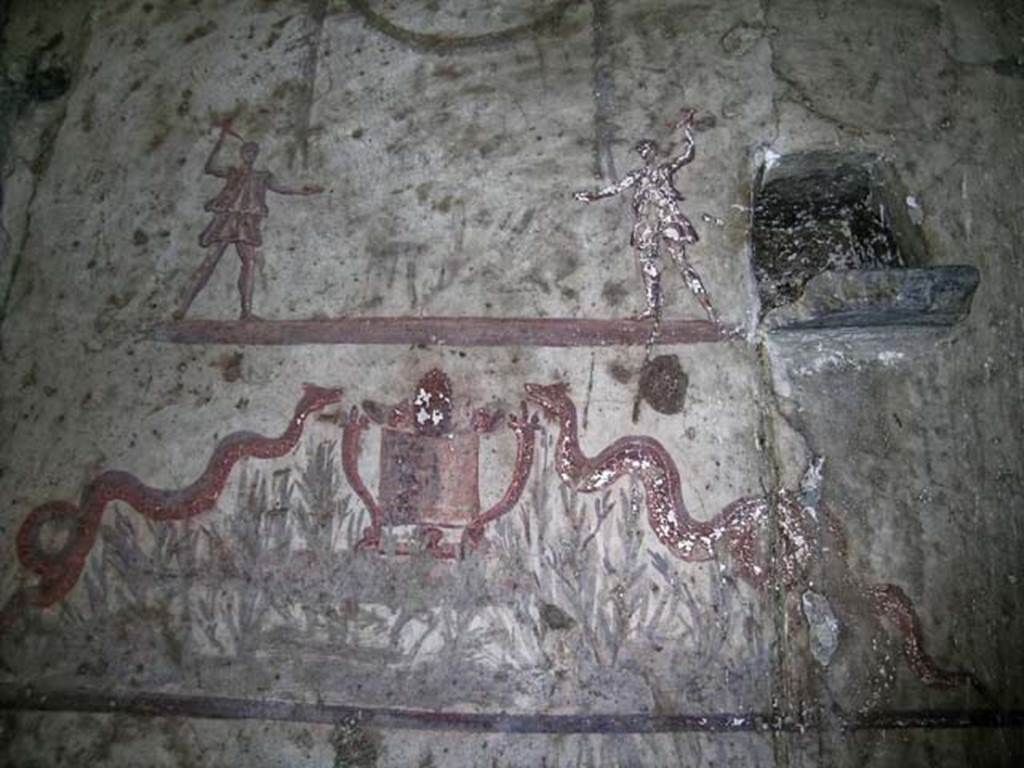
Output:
[
  {"xmin": 174, "ymin": 120, "xmax": 323, "ymax": 321},
  {"xmin": 574, "ymin": 108, "xmax": 716, "ymax": 321}
]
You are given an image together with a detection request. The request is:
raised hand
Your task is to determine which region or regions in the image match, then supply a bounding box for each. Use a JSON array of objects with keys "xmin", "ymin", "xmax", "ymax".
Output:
[
  {"xmin": 508, "ymin": 401, "xmax": 540, "ymax": 436},
  {"xmin": 470, "ymin": 407, "xmax": 504, "ymax": 433},
  {"xmin": 674, "ymin": 107, "xmax": 697, "ymax": 131},
  {"xmin": 345, "ymin": 405, "xmax": 369, "ymax": 430},
  {"xmin": 218, "ymin": 118, "xmax": 242, "ymax": 139}
]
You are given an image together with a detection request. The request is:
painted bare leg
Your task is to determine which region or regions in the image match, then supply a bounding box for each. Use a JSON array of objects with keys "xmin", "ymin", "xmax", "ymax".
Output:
[
  {"xmin": 237, "ymin": 244, "xmax": 260, "ymax": 320},
  {"xmin": 865, "ymin": 582, "xmax": 980, "ymax": 690},
  {"xmin": 174, "ymin": 242, "xmax": 229, "ymax": 320},
  {"xmin": 670, "ymin": 248, "xmax": 717, "ymax": 323},
  {"xmin": 637, "ymin": 251, "xmax": 662, "ymax": 320}
]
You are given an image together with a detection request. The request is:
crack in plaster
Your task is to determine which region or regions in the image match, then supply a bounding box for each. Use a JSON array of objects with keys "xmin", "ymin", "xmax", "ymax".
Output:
[
  {"xmin": 752, "ymin": 337, "xmax": 796, "ymax": 768},
  {"xmin": 753, "ymin": 29, "xmax": 793, "ymax": 733}
]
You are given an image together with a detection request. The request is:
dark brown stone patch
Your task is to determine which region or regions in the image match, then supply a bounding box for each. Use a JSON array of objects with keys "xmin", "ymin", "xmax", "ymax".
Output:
[
  {"xmin": 601, "ymin": 279, "xmax": 630, "ymax": 307},
  {"xmin": 638, "ymin": 354, "xmax": 688, "ymax": 415},
  {"xmin": 212, "ymin": 351, "xmax": 244, "ymax": 383},
  {"xmin": 608, "ymin": 360, "xmax": 632, "ymax": 384}
]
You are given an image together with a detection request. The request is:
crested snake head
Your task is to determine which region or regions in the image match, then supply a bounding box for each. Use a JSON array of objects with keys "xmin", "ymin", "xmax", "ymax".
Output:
[{"xmin": 523, "ymin": 382, "xmax": 572, "ymax": 421}]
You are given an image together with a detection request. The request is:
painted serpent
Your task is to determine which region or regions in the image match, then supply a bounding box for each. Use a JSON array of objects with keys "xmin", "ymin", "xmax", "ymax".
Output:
[
  {"xmin": 524, "ymin": 381, "xmax": 978, "ymax": 690},
  {"xmin": 3, "ymin": 383, "xmax": 345, "ymax": 626}
]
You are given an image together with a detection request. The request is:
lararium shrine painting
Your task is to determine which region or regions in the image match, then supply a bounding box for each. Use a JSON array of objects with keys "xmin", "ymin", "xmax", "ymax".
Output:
[{"xmin": 0, "ymin": 1, "xmax": 1020, "ymax": 766}]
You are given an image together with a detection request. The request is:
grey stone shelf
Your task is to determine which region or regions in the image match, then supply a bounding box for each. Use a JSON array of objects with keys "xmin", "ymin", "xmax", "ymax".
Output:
[
  {"xmin": 751, "ymin": 150, "xmax": 980, "ymax": 332},
  {"xmin": 763, "ymin": 265, "xmax": 980, "ymax": 331}
]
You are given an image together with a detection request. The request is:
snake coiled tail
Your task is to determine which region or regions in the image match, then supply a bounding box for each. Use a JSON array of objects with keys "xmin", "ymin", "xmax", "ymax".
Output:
[
  {"xmin": 5, "ymin": 383, "xmax": 344, "ymax": 621},
  {"xmin": 865, "ymin": 583, "xmax": 984, "ymax": 692}
]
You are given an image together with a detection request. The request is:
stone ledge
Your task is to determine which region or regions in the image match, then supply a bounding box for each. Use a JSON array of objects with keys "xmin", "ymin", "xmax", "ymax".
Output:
[{"xmin": 763, "ymin": 266, "xmax": 980, "ymax": 331}]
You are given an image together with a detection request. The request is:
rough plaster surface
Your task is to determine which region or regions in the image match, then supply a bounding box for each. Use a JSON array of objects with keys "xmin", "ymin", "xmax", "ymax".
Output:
[{"xmin": 0, "ymin": 0, "xmax": 1022, "ymax": 765}]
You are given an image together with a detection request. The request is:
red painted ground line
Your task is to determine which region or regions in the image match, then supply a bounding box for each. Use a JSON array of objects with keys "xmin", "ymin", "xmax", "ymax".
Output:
[
  {"xmin": 0, "ymin": 687, "xmax": 1019, "ymax": 734},
  {"xmin": 152, "ymin": 317, "xmax": 733, "ymax": 347}
]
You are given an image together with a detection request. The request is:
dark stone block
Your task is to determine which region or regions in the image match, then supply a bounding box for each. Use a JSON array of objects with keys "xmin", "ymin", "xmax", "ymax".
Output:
[
  {"xmin": 763, "ymin": 266, "xmax": 980, "ymax": 330},
  {"xmin": 752, "ymin": 151, "xmax": 979, "ymax": 330},
  {"xmin": 638, "ymin": 354, "xmax": 688, "ymax": 415}
]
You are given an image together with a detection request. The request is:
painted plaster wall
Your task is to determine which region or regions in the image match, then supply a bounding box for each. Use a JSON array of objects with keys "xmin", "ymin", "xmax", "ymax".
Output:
[{"xmin": 0, "ymin": 0, "xmax": 1021, "ymax": 765}]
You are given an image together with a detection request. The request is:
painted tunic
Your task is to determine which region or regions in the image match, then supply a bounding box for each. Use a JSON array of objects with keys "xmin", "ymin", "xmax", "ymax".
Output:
[
  {"xmin": 629, "ymin": 166, "xmax": 699, "ymax": 252},
  {"xmin": 199, "ymin": 168, "xmax": 271, "ymax": 247}
]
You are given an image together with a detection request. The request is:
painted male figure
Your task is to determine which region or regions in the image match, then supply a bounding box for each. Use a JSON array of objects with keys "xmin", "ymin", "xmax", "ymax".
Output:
[
  {"xmin": 174, "ymin": 122, "xmax": 322, "ymax": 321},
  {"xmin": 574, "ymin": 109, "xmax": 716, "ymax": 321}
]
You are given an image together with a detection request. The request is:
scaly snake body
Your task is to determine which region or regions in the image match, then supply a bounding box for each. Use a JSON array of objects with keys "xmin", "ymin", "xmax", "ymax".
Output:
[
  {"xmin": 5, "ymin": 383, "xmax": 344, "ymax": 621},
  {"xmin": 524, "ymin": 381, "xmax": 978, "ymax": 690}
]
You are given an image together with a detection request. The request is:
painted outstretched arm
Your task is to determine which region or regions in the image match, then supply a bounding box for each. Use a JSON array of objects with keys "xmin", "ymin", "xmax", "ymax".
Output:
[
  {"xmin": 341, "ymin": 407, "xmax": 385, "ymax": 548},
  {"xmin": 462, "ymin": 403, "xmax": 538, "ymax": 552},
  {"xmin": 470, "ymin": 407, "xmax": 504, "ymax": 433},
  {"xmin": 573, "ymin": 172, "xmax": 637, "ymax": 203},
  {"xmin": 667, "ymin": 131, "xmax": 695, "ymax": 173},
  {"xmin": 266, "ymin": 175, "xmax": 323, "ymax": 196},
  {"xmin": 667, "ymin": 108, "xmax": 697, "ymax": 173}
]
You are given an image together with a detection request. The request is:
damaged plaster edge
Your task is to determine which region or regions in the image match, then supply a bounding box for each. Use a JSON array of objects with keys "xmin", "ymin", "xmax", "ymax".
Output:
[
  {"xmin": 746, "ymin": 136, "xmax": 820, "ymax": 747},
  {"xmin": 762, "ymin": 325, "xmax": 956, "ymax": 380},
  {"xmin": 750, "ymin": 336, "xmax": 802, "ymax": 750},
  {"xmin": 739, "ymin": 144, "xmax": 773, "ymax": 343}
]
